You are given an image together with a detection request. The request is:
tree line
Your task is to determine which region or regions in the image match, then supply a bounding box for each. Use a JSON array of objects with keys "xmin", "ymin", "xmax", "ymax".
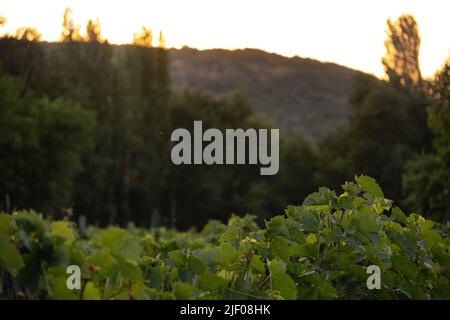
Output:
[{"xmin": 0, "ymin": 10, "xmax": 448, "ymax": 228}]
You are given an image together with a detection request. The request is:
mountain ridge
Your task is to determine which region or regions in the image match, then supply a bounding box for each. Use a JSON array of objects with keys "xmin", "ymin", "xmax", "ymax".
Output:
[{"xmin": 169, "ymin": 46, "xmax": 371, "ymax": 137}]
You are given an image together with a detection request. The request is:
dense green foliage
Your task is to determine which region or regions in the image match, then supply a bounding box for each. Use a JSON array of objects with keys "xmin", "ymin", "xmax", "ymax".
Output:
[
  {"xmin": 0, "ymin": 37, "xmax": 323, "ymax": 229},
  {"xmin": 0, "ymin": 38, "xmax": 173, "ymax": 226},
  {"xmin": 318, "ymin": 16, "xmax": 449, "ymax": 223},
  {"xmin": 1, "ymin": 176, "xmax": 449, "ymax": 300},
  {"xmin": 0, "ymin": 74, "xmax": 94, "ymax": 212},
  {"xmin": 319, "ymin": 73, "xmax": 432, "ymax": 202},
  {"xmin": 403, "ymin": 62, "xmax": 450, "ymax": 221}
]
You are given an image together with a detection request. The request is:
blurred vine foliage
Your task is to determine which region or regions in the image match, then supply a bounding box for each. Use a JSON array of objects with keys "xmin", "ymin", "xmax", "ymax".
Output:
[{"xmin": 1, "ymin": 176, "xmax": 449, "ymax": 300}]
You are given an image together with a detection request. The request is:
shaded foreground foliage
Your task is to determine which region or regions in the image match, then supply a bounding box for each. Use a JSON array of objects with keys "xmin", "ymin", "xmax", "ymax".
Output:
[{"xmin": 1, "ymin": 176, "xmax": 449, "ymax": 300}]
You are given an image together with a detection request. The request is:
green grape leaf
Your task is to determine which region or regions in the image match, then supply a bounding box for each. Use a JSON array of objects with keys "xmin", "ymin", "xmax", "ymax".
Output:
[
  {"xmin": 268, "ymin": 259, "xmax": 297, "ymax": 300},
  {"xmin": 250, "ymin": 255, "xmax": 265, "ymax": 274},
  {"xmin": 392, "ymin": 207, "xmax": 407, "ymax": 224},
  {"xmin": 0, "ymin": 214, "xmax": 15, "ymax": 235},
  {"xmin": 358, "ymin": 175, "xmax": 384, "ymax": 198},
  {"xmin": 0, "ymin": 233, "xmax": 24, "ymax": 276},
  {"xmin": 51, "ymin": 221, "xmax": 76, "ymax": 244},
  {"xmin": 198, "ymin": 272, "xmax": 228, "ymax": 291},
  {"xmin": 172, "ymin": 282, "xmax": 196, "ymax": 299},
  {"xmin": 117, "ymin": 256, "xmax": 143, "ymax": 281},
  {"xmin": 82, "ymin": 282, "xmax": 101, "ymax": 300}
]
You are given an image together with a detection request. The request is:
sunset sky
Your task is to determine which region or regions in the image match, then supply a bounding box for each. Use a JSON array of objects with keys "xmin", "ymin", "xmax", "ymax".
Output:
[{"xmin": 0, "ymin": 0, "xmax": 448, "ymax": 78}]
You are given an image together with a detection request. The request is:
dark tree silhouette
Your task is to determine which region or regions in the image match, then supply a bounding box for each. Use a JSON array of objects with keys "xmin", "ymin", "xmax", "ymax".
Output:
[
  {"xmin": 14, "ymin": 27, "xmax": 41, "ymax": 41},
  {"xmin": 402, "ymin": 59, "xmax": 450, "ymax": 221},
  {"xmin": 158, "ymin": 31, "xmax": 165, "ymax": 48},
  {"xmin": 382, "ymin": 15, "xmax": 422, "ymax": 89},
  {"xmin": 428, "ymin": 58, "xmax": 450, "ymax": 160},
  {"xmin": 60, "ymin": 7, "xmax": 82, "ymax": 42},
  {"xmin": 133, "ymin": 26, "xmax": 153, "ymax": 47},
  {"xmin": 86, "ymin": 18, "xmax": 103, "ymax": 43}
]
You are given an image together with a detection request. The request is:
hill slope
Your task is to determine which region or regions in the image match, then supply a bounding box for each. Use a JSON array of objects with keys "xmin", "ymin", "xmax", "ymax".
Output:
[{"xmin": 169, "ymin": 47, "xmax": 369, "ymax": 137}]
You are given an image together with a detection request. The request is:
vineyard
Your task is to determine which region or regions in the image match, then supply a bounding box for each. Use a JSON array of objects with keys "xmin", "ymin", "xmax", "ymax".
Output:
[{"xmin": 0, "ymin": 176, "xmax": 449, "ymax": 300}]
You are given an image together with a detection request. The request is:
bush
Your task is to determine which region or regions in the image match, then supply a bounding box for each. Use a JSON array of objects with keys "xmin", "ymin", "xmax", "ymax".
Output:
[{"xmin": 0, "ymin": 176, "xmax": 449, "ymax": 300}]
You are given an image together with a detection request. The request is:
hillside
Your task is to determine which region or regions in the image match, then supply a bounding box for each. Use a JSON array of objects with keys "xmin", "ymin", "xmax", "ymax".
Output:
[
  {"xmin": 169, "ymin": 47, "xmax": 370, "ymax": 138},
  {"xmin": 0, "ymin": 40, "xmax": 369, "ymax": 138}
]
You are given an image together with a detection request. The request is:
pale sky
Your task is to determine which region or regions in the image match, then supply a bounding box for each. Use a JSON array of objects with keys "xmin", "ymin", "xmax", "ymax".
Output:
[{"xmin": 0, "ymin": 0, "xmax": 449, "ymax": 78}]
